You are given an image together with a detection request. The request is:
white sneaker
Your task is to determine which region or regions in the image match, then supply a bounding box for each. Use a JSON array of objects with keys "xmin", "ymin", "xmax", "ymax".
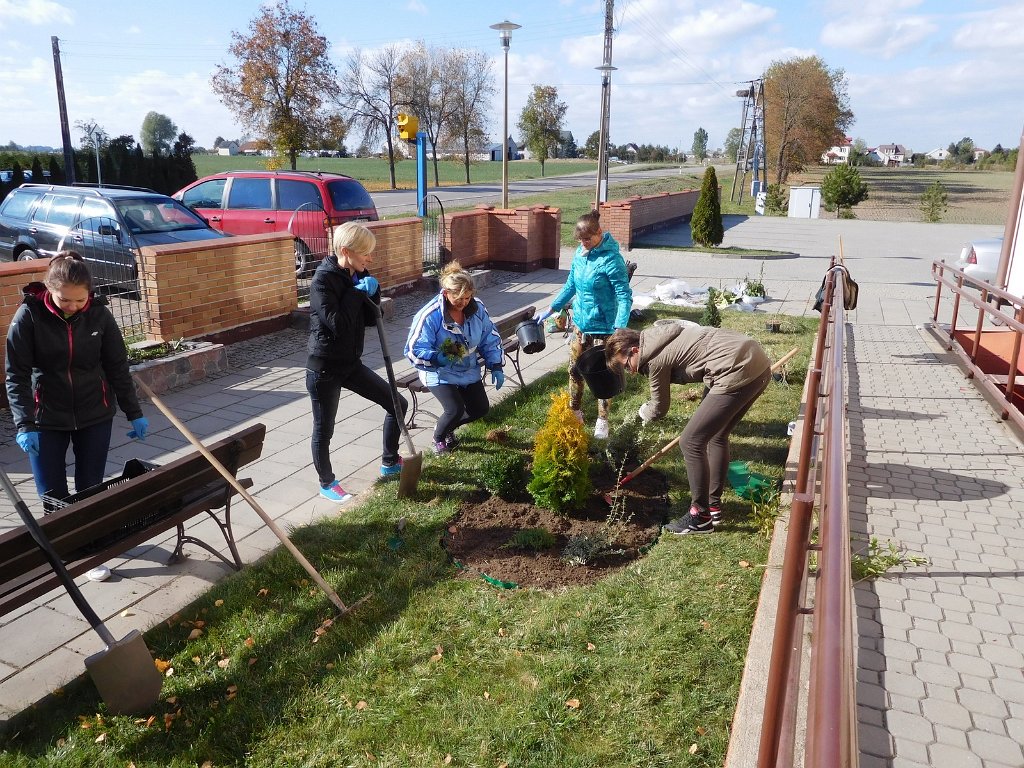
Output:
[
  {"xmin": 593, "ymin": 418, "xmax": 609, "ymax": 440},
  {"xmin": 572, "ymin": 409, "xmax": 584, "ymax": 424}
]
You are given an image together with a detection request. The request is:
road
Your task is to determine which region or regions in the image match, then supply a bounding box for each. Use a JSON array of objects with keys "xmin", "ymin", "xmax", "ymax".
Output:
[{"xmin": 368, "ymin": 164, "xmax": 708, "ymax": 217}]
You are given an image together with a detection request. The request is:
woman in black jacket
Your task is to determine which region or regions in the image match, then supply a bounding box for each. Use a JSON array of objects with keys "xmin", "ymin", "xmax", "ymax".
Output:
[
  {"xmin": 306, "ymin": 222, "xmax": 407, "ymax": 502},
  {"xmin": 5, "ymin": 252, "xmax": 148, "ymax": 508}
]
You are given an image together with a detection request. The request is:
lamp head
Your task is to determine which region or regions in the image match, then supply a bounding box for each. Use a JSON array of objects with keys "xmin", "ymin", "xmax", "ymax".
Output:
[{"xmin": 490, "ymin": 20, "xmax": 521, "ymax": 48}]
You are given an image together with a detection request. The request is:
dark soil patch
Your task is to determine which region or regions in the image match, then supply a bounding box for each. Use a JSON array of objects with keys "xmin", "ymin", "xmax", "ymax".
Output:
[{"xmin": 443, "ymin": 464, "xmax": 671, "ymax": 589}]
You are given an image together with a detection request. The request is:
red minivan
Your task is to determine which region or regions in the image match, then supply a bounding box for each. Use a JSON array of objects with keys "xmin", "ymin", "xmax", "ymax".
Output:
[{"xmin": 174, "ymin": 170, "xmax": 378, "ymax": 275}]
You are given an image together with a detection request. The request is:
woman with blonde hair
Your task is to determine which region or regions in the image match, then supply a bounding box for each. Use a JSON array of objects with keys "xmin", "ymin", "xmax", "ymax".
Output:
[{"xmin": 405, "ymin": 261, "xmax": 505, "ymax": 453}]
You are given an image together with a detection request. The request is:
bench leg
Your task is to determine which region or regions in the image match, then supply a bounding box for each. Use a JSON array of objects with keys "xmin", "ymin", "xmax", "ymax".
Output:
[
  {"xmin": 405, "ymin": 387, "xmax": 420, "ymax": 429},
  {"xmin": 171, "ymin": 493, "xmax": 243, "ymax": 571},
  {"xmin": 512, "ymin": 347, "xmax": 525, "ymax": 387}
]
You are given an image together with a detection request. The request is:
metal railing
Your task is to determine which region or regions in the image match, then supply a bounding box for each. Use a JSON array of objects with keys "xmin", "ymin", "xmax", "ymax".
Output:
[
  {"xmin": 931, "ymin": 260, "xmax": 1024, "ymax": 431},
  {"xmin": 757, "ymin": 263, "xmax": 858, "ymax": 768}
]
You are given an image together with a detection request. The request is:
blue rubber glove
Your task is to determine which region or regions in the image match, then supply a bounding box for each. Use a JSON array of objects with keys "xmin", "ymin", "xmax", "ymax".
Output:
[
  {"xmin": 435, "ymin": 351, "xmax": 452, "ymax": 367},
  {"xmin": 127, "ymin": 416, "xmax": 149, "ymax": 440},
  {"xmin": 534, "ymin": 308, "xmax": 555, "ymax": 324},
  {"xmin": 16, "ymin": 431, "xmax": 39, "ymax": 457},
  {"xmin": 491, "ymin": 369, "xmax": 505, "ymax": 390},
  {"xmin": 354, "ymin": 275, "xmax": 379, "ymax": 295}
]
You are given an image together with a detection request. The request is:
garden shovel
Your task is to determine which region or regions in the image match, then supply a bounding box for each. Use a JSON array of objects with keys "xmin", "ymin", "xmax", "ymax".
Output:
[
  {"xmin": 0, "ymin": 468, "xmax": 162, "ymax": 715},
  {"xmin": 370, "ymin": 301, "xmax": 423, "ymax": 499},
  {"xmin": 601, "ymin": 347, "xmax": 800, "ymax": 505}
]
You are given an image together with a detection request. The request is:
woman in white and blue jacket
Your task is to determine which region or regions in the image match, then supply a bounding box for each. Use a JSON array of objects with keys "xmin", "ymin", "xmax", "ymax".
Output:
[
  {"xmin": 538, "ymin": 211, "xmax": 632, "ymax": 440},
  {"xmin": 404, "ymin": 262, "xmax": 505, "ymax": 454}
]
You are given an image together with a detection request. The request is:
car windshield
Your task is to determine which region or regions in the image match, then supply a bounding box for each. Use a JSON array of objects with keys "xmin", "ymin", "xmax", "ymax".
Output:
[
  {"xmin": 116, "ymin": 198, "xmax": 210, "ymax": 234},
  {"xmin": 326, "ymin": 179, "xmax": 375, "ymax": 211}
]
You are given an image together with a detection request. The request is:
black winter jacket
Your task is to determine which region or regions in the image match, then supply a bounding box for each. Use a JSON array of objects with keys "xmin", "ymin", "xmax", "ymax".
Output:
[
  {"xmin": 306, "ymin": 255, "xmax": 381, "ymax": 375},
  {"xmin": 5, "ymin": 283, "xmax": 143, "ymax": 433}
]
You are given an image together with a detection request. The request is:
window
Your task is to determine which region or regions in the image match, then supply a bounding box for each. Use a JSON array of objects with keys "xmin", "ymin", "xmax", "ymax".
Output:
[
  {"xmin": 227, "ymin": 178, "xmax": 272, "ymax": 210},
  {"xmin": 326, "ymin": 179, "xmax": 374, "ymax": 211},
  {"xmin": 182, "ymin": 178, "xmax": 226, "ymax": 209},
  {"xmin": 277, "ymin": 179, "xmax": 323, "ymax": 212},
  {"xmin": 0, "ymin": 190, "xmax": 43, "ymax": 220},
  {"xmin": 40, "ymin": 195, "xmax": 80, "ymax": 227},
  {"xmin": 78, "ymin": 198, "xmax": 117, "ymax": 234}
]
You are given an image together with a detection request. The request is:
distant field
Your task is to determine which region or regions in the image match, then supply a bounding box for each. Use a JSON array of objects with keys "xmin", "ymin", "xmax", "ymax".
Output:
[
  {"xmin": 192, "ymin": 154, "xmax": 599, "ymax": 191},
  {"xmin": 787, "ymin": 166, "xmax": 1012, "ymax": 225}
]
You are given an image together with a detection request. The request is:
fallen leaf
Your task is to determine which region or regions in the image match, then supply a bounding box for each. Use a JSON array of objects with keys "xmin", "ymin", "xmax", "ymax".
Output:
[
  {"xmin": 497, "ymin": 627, "xmax": 506, "ymax": 637},
  {"xmin": 217, "ymin": 658, "xmax": 230, "ymax": 669},
  {"xmin": 56, "ymin": 738, "xmax": 65, "ymax": 748},
  {"xmin": 94, "ymin": 732, "xmax": 106, "ymax": 743},
  {"xmin": 153, "ymin": 658, "xmax": 171, "ymax": 673},
  {"xmin": 165, "ymin": 696, "xmax": 177, "ymax": 706},
  {"xmin": 689, "ymin": 743, "xmax": 698, "ymax": 754},
  {"xmin": 565, "ymin": 698, "xmax": 580, "ymax": 709},
  {"xmin": 356, "ymin": 700, "xmax": 368, "ymax": 710},
  {"xmin": 739, "ymin": 560, "xmax": 750, "ymax": 569},
  {"xmin": 120, "ymin": 609, "xmax": 135, "ymax": 617},
  {"xmin": 249, "ymin": 657, "xmax": 257, "ymax": 666},
  {"xmin": 244, "ymin": 637, "xmax": 255, "ymax": 648},
  {"xmin": 325, "ymin": 662, "xmax": 335, "ymax": 670},
  {"xmin": 214, "ymin": 599, "xmax": 224, "ymax": 607},
  {"xmin": 225, "ymin": 690, "xmax": 237, "ymax": 701},
  {"xmin": 700, "ymin": 620, "xmax": 711, "ymax": 631},
  {"xmin": 257, "ymin": 588, "xmax": 269, "ymax": 597},
  {"xmin": 187, "ymin": 628, "xmax": 203, "ymax": 641},
  {"xmin": 192, "ymin": 656, "xmax": 201, "ymax": 664},
  {"xmin": 201, "ymin": 762, "xmax": 213, "ymax": 768},
  {"xmin": 430, "ymin": 645, "xmax": 444, "ymax": 662},
  {"xmin": 193, "ymin": 620, "xmax": 206, "ymax": 629},
  {"xmin": 145, "ymin": 715, "xmax": 156, "ymax": 728},
  {"xmin": 696, "ymin": 726, "xmax": 707, "ymax": 736},
  {"xmin": 128, "ymin": 762, "xmax": 136, "ymax": 768},
  {"xmin": 164, "ymin": 667, "xmax": 175, "ymax": 677},
  {"xmin": 227, "ymin": 685, "xmax": 237, "ymax": 694},
  {"xmin": 163, "ymin": 713, "xmax": 175, "ymax": 731},
  {"xmin": 443, "ymin": 754, "xmax": 452, "ymax": 765},
  {"xmin": 586, "ymin": 642, "xmax": 596, "ymax": 651},
  {"xmin": 483, "ymin": 691, "xmax": 490, "ymax": 699},
  {"xmin": 448, "ymin": 525, "xmax": 458, "ymax": 533}
]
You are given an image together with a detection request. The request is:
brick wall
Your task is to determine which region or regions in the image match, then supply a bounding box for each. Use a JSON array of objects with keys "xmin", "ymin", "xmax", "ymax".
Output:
[
  {"xmin": 443, "ymin": 205, "xmax": 560, "ymax": 271},
  {"xmin": 139, "ymin": 232, "xmax": 297, "ymax": 342},
  {"xmin": 599, "ymin": 189, "xmax": 701, "ymax": 251},
  {"xmin": 366, "ymin": 217, "xmax": 423, "ymax": 290}
]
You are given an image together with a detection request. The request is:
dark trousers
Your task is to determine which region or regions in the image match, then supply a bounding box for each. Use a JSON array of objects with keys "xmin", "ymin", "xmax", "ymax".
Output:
[
  {"xmin": 306, "ymin": 365, "xmax": 408, "ymax": 488},
  {"xmin": 430, "ymin": 380, "xmax": 489, "ymax": 441},
  {"xmin": 29, "ymin": 419, "xmax": 113, "ymax": 505},
  {"xmin": 680, "ymin": 368, "xmax": 771, "ymax": 512}
]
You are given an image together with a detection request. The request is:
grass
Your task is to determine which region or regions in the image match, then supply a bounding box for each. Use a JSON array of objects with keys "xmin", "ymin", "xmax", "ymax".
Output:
[{"xmin": 0, "ymin": 305, "xmax": 817, "ymax": 768}]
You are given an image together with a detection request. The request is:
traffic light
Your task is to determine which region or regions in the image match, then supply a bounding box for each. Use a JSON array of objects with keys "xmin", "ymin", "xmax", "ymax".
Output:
[{"xmin": 397, "ymin": 113, "xmax": 419, "ymax": 142}]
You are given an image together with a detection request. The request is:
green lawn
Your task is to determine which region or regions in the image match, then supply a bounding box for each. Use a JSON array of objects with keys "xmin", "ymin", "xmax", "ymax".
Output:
[
  {"xmin": 193, "ymin": 155, "xmax": 601, "ymax": 191},
  {"xmin": 0, "ymin": 307, "xmax": 815, "ymax": 768}
]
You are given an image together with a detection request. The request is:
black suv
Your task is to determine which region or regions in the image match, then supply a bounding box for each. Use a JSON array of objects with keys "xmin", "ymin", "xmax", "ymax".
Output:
[{"xmin": 0, "ymin": 184, "xmax": 226, "ymax": 284}]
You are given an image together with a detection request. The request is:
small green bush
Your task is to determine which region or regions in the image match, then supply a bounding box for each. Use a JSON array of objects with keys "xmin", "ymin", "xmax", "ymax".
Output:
[
  {"xmin": 690, "ymin": 165, "xmax": 724, "ymax": 247},
  {"xmin": 821, "ymin": 164, "xmax": 868, "ymax": 217},
  {"xmin": 920, "ymin": 181, "xmax": 948, "ymax": 222},
  {"xmin": 528, "ymin": 392, "xmax": 592, "ymax": 514},
  {"xmin": 480, "ymin": 451, "xmax": 526, "ymax": 499},
  {"xmin": 700, "ymin": 289, "xmax": 722, "ymax": 327},
  {"xmin": 605, "ymin": 414, "xmax": 643, "ymax": 471},
  {"xmin": 764, "ymin": 184, "xmax": 788, "ymax": 215},
  {"xmin": 502, "ymin": 527, "xmax": 557, "ymax": 551}
]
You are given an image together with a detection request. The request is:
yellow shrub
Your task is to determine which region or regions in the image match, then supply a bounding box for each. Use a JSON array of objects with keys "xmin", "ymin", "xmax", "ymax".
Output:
[{"xmin": 527, "ymin": 392, "xmax": 592, "ymax": 514}]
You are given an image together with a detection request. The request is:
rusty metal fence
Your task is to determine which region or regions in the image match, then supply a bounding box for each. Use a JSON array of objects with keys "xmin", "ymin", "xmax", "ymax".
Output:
[{"xmin": 757, "ymin": 263, "xmax": 858, "ymax": 768}]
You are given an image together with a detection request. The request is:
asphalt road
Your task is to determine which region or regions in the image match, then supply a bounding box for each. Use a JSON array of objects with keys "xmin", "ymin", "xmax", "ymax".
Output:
[{"xmin": 369, "ymin": 164, "xmax": 707, "ymax": 217}]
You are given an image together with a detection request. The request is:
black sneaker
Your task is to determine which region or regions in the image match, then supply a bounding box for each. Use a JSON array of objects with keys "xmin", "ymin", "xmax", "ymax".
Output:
[
  {"xmin": 664, "ymin": 509, "xmax": 714, "ymax": 535},
  {"xmin": 709, "ymin": 505, "xmax": 723, "ymax": 526}
]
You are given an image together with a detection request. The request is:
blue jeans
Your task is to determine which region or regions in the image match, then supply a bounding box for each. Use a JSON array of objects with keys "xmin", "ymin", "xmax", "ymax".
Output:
[
  {"xmin": 306, "ymin": 365, "xmax": 408, "ymax": 487},
  {"xmin": 29, "ymin": 419, "xmax": 114, "ymax": 506}
]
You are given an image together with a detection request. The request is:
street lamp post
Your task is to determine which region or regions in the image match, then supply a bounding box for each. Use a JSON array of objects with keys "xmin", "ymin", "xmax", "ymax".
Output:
[
  {"xmin": 87, "ymin": 126, "xmax": 103, "ymax": 187},
  {"xmin": 490, "ymin": 20, "xmax": 520, "ymax": 209},
  {"xmin": 594, "ymin": 64, "xmax": 616, "ymax": 208}
]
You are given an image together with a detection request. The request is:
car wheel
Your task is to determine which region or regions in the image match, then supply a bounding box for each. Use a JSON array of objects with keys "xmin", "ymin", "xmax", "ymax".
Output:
[
  {"xmin": 17, "ymin": 249, "xmax": 40, "ymax": 261},
  {"xmin": 295, "ymin": 239, "xmax": 311, "ymax": 277}
]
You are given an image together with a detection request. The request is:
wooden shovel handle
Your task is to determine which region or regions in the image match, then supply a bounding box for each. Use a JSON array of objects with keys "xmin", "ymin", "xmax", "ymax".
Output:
[{"xmin": 134, "ymin": 377, "xmax": 354, "ymax": 614}]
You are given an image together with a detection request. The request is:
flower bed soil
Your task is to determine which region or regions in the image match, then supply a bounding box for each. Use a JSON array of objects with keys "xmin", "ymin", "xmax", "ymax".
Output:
[{"xmin": 443, "ymin": 465, "xmax": 672, "ymax": 589}]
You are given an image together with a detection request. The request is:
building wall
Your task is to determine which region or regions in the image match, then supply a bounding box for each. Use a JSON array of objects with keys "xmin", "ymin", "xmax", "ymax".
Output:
[
  {"xmin": 366, "ymin": 217, "xmax": 423, "ymax": 291},
  {"xmin": 599, "ymin": 189, "xmax": 701, "ymax": 251}
]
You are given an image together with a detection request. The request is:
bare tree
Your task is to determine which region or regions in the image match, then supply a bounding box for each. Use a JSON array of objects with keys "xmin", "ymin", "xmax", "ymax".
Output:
[
  {"xmin": 445, "ymin": 48, "xmax": 495, "ymax": 184},
  {"xmin": 398, "ymin": 42, "xmax": 458, "ymax": 186},
  {"xmin": 340, "ymin": 45, "xmax": 409, "ymax": 189},
  {"xmin": 211, "ymin": 0, "xmax": 339, "ymax": 170}
]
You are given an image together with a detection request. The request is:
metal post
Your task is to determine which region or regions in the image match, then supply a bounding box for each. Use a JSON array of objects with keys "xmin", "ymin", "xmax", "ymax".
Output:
[
  {"xmin": 416, "ymin": 132, "xmax": 427, "ymax": 217},
  {"xmin": 595, "ymin": 65, "xmax": 616, "ymax": 207},
  {"xmin": 491, "ymin": 21, "xmax": 520, "ymax": 210}
]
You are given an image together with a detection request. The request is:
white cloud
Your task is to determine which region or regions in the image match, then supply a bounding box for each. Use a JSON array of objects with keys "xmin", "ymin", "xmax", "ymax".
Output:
[
  {"xmin": 406, "ymin": 0, "xmax": 427, "ymax": 14},
  {"xmin": 0, "ymin": 0, "xmax": 73, "ymax": 29},
  {"xmin": 820, "ymin": 15, "xmax": 936, "ymax": 58},
  {"xmin": 953, "ymin": 4, "xmax": 1024, "ymax": 51}
]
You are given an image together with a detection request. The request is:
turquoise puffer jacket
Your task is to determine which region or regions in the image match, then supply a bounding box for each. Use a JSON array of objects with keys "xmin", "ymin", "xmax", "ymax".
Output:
[{"xmin": 550, "ymin": 232, "xmax": 632, "ymax": 335}]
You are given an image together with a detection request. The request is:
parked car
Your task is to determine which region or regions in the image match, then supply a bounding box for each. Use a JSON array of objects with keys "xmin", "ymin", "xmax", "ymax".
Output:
[
  {"xmin": 956, "ymin": 235, "xmax": 1003, "ymax": 286},
  {"xmin": 173, "ymin": 170, "xmax": 378, "ymax": 275},
  {"xmin": 0, "ymin": 183, "xmax": 227, "ymax": 285}
]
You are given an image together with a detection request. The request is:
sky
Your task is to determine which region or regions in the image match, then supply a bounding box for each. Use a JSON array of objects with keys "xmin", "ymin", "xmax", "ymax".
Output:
[{"xmin": 1, "ymin": 0, "xmax": 1022, "ymax": 157}]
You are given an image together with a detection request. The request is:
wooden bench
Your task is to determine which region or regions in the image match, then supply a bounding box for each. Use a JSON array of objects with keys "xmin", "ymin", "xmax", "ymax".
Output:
[
  {"xmin": 396, "ymin": 304, "xmax": 536, "ymax": 429},
  {"xmin": 0, "ymin": 423, "xmax": 266, "ymax": 617}
]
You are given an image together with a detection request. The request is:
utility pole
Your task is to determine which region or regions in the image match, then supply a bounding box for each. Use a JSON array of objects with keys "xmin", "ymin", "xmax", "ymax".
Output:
[
  {"xmin": 731, "ymin": 78, "xmax": 766, "ymax": 204},
  {"xmin": 51, "ymin": 36, "xmax": 76, "ymax": 185},
  {"xmin": 594, "ymin": 0, "xmax": 615, "ymax": 209}
]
